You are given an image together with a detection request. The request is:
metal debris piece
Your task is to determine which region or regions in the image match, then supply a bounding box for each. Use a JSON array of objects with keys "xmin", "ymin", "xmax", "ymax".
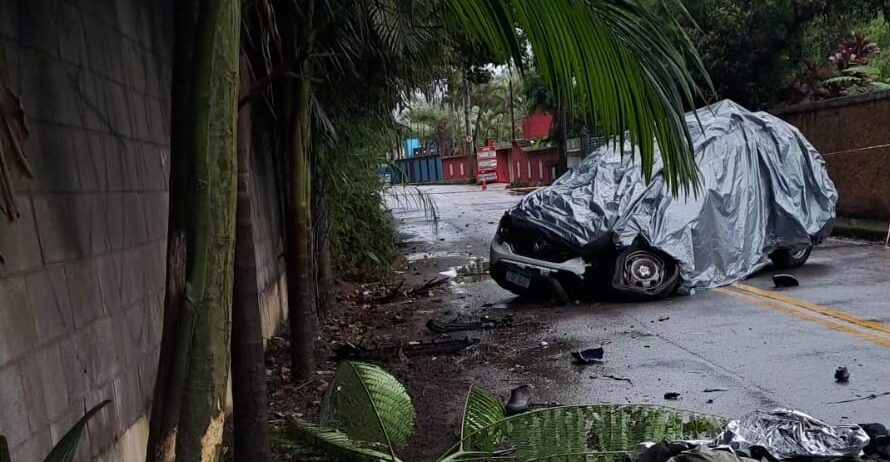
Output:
[
  {"xmin": 772, "ymin": 274, "xmax": 799, "ymax": 288},
  {"xmin": 713, "ymin": 408, "xmax": 869, "ymax": 459},
  {"xmin": 572, "ymin": 347, "xmax": 605, "ymax": 364},
  {"xmin": 425, "ymin": 315, "xmax": 514, "ymax": 334},
  {"xmin": 664, "ymin": 392, "xmax": 681, "ymax": 400},
  {"xmin": 505, "ymin": 385, "xmax": 532, "ymax": 416},
  {"xmin": 834, "ymin": 366, "xmax": 850, "ymax": 383}
]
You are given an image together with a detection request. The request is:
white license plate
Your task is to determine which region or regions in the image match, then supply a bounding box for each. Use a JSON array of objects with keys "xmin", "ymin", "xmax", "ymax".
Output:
[{"xmin": 506, "ymin": 270, "xmax": 531, "ymax": 288}]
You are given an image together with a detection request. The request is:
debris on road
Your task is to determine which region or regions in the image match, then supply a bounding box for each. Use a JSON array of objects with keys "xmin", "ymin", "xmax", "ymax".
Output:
[
  {"xmin": 505, "ymin": 385, "xmax": 532, "ymax": 415},
  {"xmin": 334, "ymin": 338, "xmax": 478, "ymax": 361},
  {"xmin": 703, "ymin": 388, "xmax": 728, "ymax": 393},
  {"xmin": 860, "ymin": 423, "xmax": 890, "ymax": 458},
  {"xmin": 664, "ymin": 392, "xmax": 681, "ymax": 400},
  {"xmin": 425, "ymin": 315, "xmax": 515, "ymax": 334},
  {"xmin": 834, "ymin": 366, "xmax": 850, "ymax": 383},
  {"xmin": 828, "ymin": 391, "xmax": 890, "ymax": 404},
  {"xmin": 571, "ymin": 347, "xmax": 605, "ymax": 364},
  {"xmin": 713, "ymin": 408, "xmax": 869, "ymax": 459},
  {"xmin": 772, "ymin": 274, "xmax": 800, "ymax": 288}
]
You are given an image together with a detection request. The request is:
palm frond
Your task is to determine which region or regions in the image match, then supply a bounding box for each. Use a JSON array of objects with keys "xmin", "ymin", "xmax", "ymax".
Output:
[
  {"xmin": 442, "ymin": 404, "xmax": 726, "ymax": 462},
  {"xmin": 320, "ymin": 361, "xmax": 416, "ymax": 453},
  {"xmin": 460, "ymin": 386, "xmax": 506, "ymax": 451},
  {"xmin": 273, "ymin": 419, "xmax": 404, "ymax": 462},
  {"xmin": 0, "ymin": 435, "xmax": 9, "ymax": 462},
  {"xmin": 445, "ymin": 0, "xmax": 710, "ymax": 195},
  {"xmin": 44, "ymin": 400, "xmax": 111, "ymax": 462}
]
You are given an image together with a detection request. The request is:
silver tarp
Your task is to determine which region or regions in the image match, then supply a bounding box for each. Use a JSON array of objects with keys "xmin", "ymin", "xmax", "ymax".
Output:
[
  {"xmin": 712, "ymin": 409, "xmax": 869, "ymax": 459},
  {"xmin": 506, "ymin": 100, "xmax": 837, "ymax": 292}
]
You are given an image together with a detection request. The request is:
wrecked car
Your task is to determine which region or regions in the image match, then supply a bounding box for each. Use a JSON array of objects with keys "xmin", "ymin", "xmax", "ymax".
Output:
[{"xmin": 491, "ymin": 100, "xmax": 837, "ymax": 301}]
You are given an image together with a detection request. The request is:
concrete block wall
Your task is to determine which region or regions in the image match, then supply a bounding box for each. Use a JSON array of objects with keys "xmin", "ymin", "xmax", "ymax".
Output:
[
  {"xmin": 774, "ymin": 92, "xmax": 890, "ymax": 221},
  {"xmin": 0, "ymin": 0, "xmax": 172, "ymax": 460}
]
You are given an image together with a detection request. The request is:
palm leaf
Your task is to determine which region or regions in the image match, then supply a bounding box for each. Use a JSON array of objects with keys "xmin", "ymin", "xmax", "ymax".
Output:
[
  {"xmin": 44, "ymin": 400, "xmax": 111, "ymax": 462},
  {"xmin": 445, "ymin": 0, "xmax": 710, "ymax": 195},
  {"xmin": 460, "ymin": 386, "xmax": 506, "ymax": 452},
  {"xmin": 320, "ymin": 361, "xmax": 416, "ymax": 453},
  {"xmin": 441, "ymin": 404, "xmax": 726, "ymax": 462},
  {"xmin": 823, "ymin": 75, "xmax": 861, "ymax": 86},
  {"xmin": 274, "ymin": 419, "xmax": 404, "ymax": 462}
]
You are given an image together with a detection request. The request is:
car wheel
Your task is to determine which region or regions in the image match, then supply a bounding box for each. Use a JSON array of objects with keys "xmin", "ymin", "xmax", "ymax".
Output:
[
  {"xmin": 769, "ymin": 245, "xmax": 812, "ymax": 269},
  {"xmin": 611, "ymin": 247, "xmax": 680, "ymax": 301}
]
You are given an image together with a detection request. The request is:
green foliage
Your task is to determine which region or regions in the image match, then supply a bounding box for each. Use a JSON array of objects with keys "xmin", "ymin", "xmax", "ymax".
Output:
[
  {"xmin": 279, "ymin": 361, "xmax": 729, "ymax": 462},
  {"xmin": 684, "ymin": 0, "xmax": 885, "ymax": 108},
  {"xmin": 444, "ymin": 404, "xmax": 727, "ymax": 462},
  {"xmin": 320, "ymin": 362, "xmax": 416, "ymax": 452},
  {"xmin": 273, "ymin": 420, "xmax": 402, "ymax": 462},
  {"xmin": 460, "ymin": 386, "xmax": 506, "ymax": 449},
  {"xmin": 450, "ymin": 0, "xmax": 710, "ymax": 194},
  {"xmin": 0, "ymin": 400, "xmax": 110, "ymax": 462}
]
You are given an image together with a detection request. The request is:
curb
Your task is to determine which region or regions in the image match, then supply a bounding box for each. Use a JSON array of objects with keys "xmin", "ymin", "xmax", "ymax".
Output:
[{"xmin": 831, "ymin": 217, "xmax": 890, "ymax": 242}]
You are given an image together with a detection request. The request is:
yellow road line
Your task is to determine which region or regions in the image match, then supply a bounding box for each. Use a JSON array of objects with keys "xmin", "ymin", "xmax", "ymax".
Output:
[
  {"xmin": 714, "ymin": 287, "xmax": 890, "ymax": 349},
  {"xmin": 733, "ymin": 283, "xmax": 890, "ymax": 335}
]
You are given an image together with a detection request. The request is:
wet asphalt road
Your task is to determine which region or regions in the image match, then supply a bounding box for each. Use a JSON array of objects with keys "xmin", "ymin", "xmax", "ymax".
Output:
[{"xmin": 391, "ymin": 184, "xmax": 890, "ymax": 424}]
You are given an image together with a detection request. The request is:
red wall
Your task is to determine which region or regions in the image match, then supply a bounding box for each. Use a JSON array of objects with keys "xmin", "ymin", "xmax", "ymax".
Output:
[
  {"xmin": 522, "ymin": 113, "xmax": 554, "ymax": 139},
  {"xmin": 442, "ymin": 156, "xmax": 472, "ymax": 182},
  {"xmin": 509, "ymin": 146, "xmax": 559, "ymax": 186},
  {"xmin": 495, "ymin": 148, "xmax": 511, "ymax": 183}
]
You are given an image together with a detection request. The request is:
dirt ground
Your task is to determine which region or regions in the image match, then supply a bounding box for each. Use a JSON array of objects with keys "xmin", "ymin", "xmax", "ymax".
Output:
[{"xmin": 262, "ymin": 274, "xmax": 547, "ymax": 461}]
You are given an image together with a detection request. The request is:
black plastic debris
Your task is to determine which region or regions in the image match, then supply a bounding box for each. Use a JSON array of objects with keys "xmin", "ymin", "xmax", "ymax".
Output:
[
  {"xmin": 636, "ymin": 441, "xmax": 696, "ymax": 462},
  {"xmin": 663, "ymin": 392, "xmax": 681, "ymax": 400},
  {"xmin": 572, "ymin": 347, "xmax": 605, "ymax": 364},
  {"xmin": 860, "ymin": 423, "xmax": 890, "ymax": 458},
  {"xmin": 773, "ymin": 274, "xmax": 799, "ymax": 288},
  {"xmin": 505, "ymin": 385, "xmax": 532, "ymax": 416},
  {"xmin": 426, "ymin": 315, "xmax": 514, "ymax": 334},
  {"xmin": 835, "ymin": 366, "xmax": 850, "ymax": 383},
  {"xmin": 703, "ymin": 388, "xmax": 728, "ymax": 393}
]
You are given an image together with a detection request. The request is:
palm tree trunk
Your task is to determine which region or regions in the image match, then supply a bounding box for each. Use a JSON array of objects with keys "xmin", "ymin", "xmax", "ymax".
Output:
[
  {"xmin": 231, "ymin": 54, "xmax": 271, "ymax": 462},
  {"xmin": 313, "ymin": 155, "xmax": 335, "ymax": 318},
  {"xmin": 170, "ymin": 0, "xmax": 240, "ymax": 459},
  {"xmin": 288, "ymin": 70, "xmax": 317, "ymax": 382},
  {"xmin": 147, "ymin": 0, "xmax": 239, "ymax": 460}
]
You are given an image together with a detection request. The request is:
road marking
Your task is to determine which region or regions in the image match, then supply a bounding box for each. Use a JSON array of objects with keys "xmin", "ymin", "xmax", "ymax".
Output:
[
  {"xmin": 733, "ymin": 283, "xmax": 890, "ymax": 335},
  {"xmin": 714, "ymin": 287, "xmax": 890, "ymax": 349}
]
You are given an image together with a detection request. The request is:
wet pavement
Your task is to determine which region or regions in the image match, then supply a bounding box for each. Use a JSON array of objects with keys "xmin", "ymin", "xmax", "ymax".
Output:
[{"xmin": 390, "ymin": 184, "xmax": 890, "ymax": 425}]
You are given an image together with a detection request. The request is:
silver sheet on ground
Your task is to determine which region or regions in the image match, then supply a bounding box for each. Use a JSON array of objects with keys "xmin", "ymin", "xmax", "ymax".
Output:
[
  {"xmin": 712, "ymin": 409, "xmax": 869, "ymax": 459},
  {"xmin": 506, "ymin": 100, "xmax": 837, "ymax": 292}
]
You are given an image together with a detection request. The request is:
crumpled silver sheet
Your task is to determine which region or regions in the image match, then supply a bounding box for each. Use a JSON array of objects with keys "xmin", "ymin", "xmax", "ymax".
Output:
[
  {"xmin": 505, "ymin": 100, "xmax": 837, "ymax": 293},
  {"xmin": 713, "ymin": 409, "xmax": 869, "ymax": 459}
]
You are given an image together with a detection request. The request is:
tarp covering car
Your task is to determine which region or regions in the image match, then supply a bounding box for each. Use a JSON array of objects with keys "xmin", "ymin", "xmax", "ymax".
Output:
[{"xmin": 505, "ymin": 100, "xmax": 838, "ymax": 293}]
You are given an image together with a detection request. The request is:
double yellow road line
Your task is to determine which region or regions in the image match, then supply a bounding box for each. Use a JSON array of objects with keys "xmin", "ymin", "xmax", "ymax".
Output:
[{"xmin": 714, "ymin": 283, "xmax": 890, "ymax": 348}]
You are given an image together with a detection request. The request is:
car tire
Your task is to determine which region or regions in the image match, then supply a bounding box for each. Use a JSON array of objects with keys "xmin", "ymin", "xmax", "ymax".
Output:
[
  {"xmin": 611, "ymin": 247, "xmax": 680, "ymax": 301},
  {"xmin": 769, "ymin": 245, "xmax": 812, "ymax": 269}
]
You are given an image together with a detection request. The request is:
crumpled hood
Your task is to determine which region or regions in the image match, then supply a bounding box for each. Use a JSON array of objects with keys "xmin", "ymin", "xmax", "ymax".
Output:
[{"xmin": 505, "ymin": 100, "xmax": 838, "ymax": 293}]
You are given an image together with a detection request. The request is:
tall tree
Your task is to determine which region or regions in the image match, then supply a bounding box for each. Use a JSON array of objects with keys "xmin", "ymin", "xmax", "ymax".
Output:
[{"xmin": 147, "ymin": 0, "xmax": 241, "ymax": 460}]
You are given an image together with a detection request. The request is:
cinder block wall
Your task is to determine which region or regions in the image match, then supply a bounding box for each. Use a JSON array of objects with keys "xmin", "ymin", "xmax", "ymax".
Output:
[
  {"xmin": 774, "ymin": 92, "xmax": 890, "ymax": 221},
  {"xmin": 0, "ymin": 0, "xmax": 288, "ymax": 460}
]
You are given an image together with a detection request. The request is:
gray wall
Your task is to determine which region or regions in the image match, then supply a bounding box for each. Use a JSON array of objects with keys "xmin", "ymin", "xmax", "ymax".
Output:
[{"xmin": 0, "ymin": 0, "xmax": 287, "ymax": 460}]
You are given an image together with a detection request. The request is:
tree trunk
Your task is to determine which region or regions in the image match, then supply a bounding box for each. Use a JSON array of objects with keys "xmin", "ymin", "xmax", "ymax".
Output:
[
  {"xmin": 231, "ymin": 54, "xmax": 271, "ymax": 462},
  {"xmin": 169, "ymin": 0, "xmax": 241, "ymax": 459},
  {"xmin": 463, "ymin": 69, "xmax": 474, "ymax": 175},
  {"xmin": 312, "ymin": 158, "xmax": 334, "ymax": 318},
  {"xmin": 288, "ymin": 70, "xmax": 317, "ymax": 382},
  {"xmin": 556, "ymin": 104, "xmax": 568, "ymax": 175},
  {"xmin": 146, "ymin": 232, "xmax": 186, "ymax": 462}
]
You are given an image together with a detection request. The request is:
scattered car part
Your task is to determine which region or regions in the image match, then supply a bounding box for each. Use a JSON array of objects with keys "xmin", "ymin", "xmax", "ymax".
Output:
[
  {"xmin": 772, "ymin": 274, "xmax": 799, "ymax": 288},
  {"xmin": 664, "ymin": 392, "xmax": 681, "ymax": 400},
  {"xmin": 834, "ymin": 366, "xmax": 850, "ymax": 383},
  {"xmin": 491, "ymin": 100, "xmax": 837, "ymax": 300},
  {"xmin": 860, "ymin": 423, "xmax": 890, "ymax": 458},
  {"xmin": 713, "ymin": 408, "xmax": 869, "ymax": 459},
  {"xmin": 703, "ymin": 388, "xmax": 728, "ymax": 393},
  {"xmin": 572, "ymin": 347, "xmax": 605, "ymax": 364},
  {"xmin": 426, "ymin": 315, "xmax": 515, "ymax": 334},
  {"xmin": 334, "ymin": 338, "xmax": 478, "ymax": 361},
  {"xmin": 505, "ymin": 385, "xmax": 532, "ymax": 416}
]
